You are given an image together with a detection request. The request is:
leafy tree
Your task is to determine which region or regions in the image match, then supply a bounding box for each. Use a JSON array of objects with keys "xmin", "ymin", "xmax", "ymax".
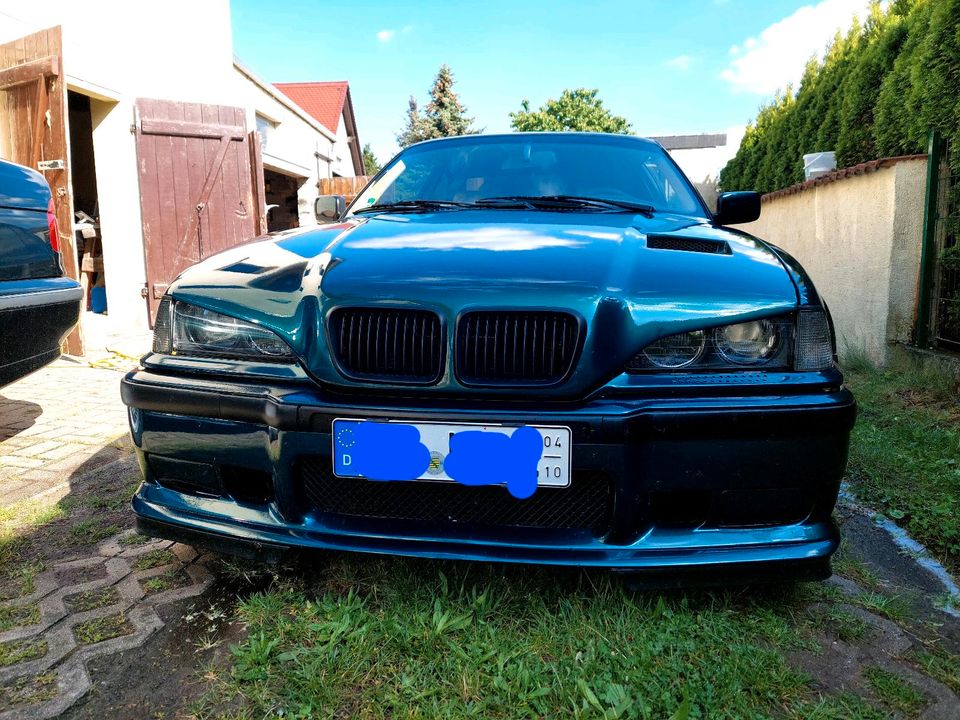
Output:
[
  {"xmin": 361, "ymin": 143, "xmax": 381, "ymax": 175},
  {"xmin": 396, "ymin": 65, "xmax": 476, "ymax": 147},
  {"xmin": 509, "ymin": 89, "xmax": 631, "ymax": 134}
]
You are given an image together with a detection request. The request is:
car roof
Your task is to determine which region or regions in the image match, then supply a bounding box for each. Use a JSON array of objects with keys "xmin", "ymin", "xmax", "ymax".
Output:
[
  {"xmin": 404, "ymin": 132, "xmax": 662, "ymax": 151},
  {"xmin": 0, "ymin": 158, "xmax": 51, "ymax": 212}
]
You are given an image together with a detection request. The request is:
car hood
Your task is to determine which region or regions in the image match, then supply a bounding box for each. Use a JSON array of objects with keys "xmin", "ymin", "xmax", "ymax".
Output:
[{"xmin": 170, "ymin": 210, "xmax": 799, "ymax": 395}]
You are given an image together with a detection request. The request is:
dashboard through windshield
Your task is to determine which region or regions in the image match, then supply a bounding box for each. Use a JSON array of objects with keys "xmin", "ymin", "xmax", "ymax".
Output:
[{"xmin": 348, "ymin": 135, "xmax": 707, "ymax": 217}]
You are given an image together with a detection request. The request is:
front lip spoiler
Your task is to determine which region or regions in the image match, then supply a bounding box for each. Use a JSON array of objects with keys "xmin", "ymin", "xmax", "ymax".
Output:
[
  {"xmin": 136, "ymin": 511, "xmax": 834, "ymax": 585},
  {"xmin": 133, "ymin": 494, "xmax": 839, "ymax": 571}
]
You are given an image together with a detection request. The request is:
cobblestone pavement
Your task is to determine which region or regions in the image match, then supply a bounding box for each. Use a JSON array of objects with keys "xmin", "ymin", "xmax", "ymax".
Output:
[{"xmin": 0, "ymin": 357, "xmax": 135, "ymax": 506}]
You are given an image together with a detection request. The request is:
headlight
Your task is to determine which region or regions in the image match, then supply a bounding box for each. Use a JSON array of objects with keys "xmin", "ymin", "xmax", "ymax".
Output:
[
  {"xmin": 152, "ymin": 297, "xmax": 294, "ymax": 362},
  {"xmin": 714, "ymin": 319, "xmax": 779, "ymax": 365},
  {"xmin": 641, "ymin": 330, "xmax": 706, "ymax": 368},
  {"xmin": 627, "ymin": 313, "xmax": 833, "ymax": 372}
]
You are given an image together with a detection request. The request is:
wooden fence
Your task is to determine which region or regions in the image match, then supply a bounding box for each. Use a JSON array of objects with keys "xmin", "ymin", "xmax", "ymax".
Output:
[{"xmin": 319, "ymin": 176, "xmax": 371, "ymax": 202}]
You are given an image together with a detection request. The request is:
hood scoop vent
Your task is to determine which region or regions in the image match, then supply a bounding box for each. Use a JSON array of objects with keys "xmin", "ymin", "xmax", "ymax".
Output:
[{"xmin": 646, "ymin": 235, "xmax": 730, "ymax": 255}]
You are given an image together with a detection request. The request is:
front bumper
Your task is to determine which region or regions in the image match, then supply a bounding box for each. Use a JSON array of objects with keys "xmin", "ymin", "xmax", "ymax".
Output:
[{"xmin": 121, "ymin": 369, "xmax": 855, "ymax": 573}]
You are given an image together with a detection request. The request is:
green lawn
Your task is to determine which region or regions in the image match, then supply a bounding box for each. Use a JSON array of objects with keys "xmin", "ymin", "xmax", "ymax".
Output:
[
  {"xmin": 843, "ymin": 352, "xmax": 960, "ymax": 572},
  {"xmin": 190, "ymin": 353, "xmax": 960, "ymax": 719},
  {"xmin": 194, "ymin": 559, "xmax": 866, "ymax": 720},
  {"xmin": 4, "ymin": 355, "xmax": 958, "ymax": 717}
]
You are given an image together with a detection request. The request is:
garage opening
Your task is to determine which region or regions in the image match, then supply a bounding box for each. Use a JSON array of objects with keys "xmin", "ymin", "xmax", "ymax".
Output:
[
  {"xmin": 67, "ymin": 90, "xmax": 106, "ymax": 317},
  {"xmin": 263, "ymin": 168, "xmax": 305, "ymax": 232}
]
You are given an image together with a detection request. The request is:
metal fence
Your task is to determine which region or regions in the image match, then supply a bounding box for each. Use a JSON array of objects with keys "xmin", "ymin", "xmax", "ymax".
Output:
[{"xmin": 917, "ymin": 132, "xmax": 960, "ymax": 351}]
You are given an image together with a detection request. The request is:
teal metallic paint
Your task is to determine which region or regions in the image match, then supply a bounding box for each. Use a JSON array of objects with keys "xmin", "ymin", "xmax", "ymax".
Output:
[
  {"xmin": 126, "ymin": 133, "xmax": 854, "ymax": 578},
  {"xmin": 164, "ymin": 209, "xmax": 800, "ymax": 397}
]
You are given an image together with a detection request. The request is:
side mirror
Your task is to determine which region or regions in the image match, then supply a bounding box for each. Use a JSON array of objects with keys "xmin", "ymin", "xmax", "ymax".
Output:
[
  {"xmin": 715, "ymin": 191, "xmax": 761, "ymax": 226},
  {"xmin": 315, "ymin": 195, "xmax": 346, "ymax": 223}
]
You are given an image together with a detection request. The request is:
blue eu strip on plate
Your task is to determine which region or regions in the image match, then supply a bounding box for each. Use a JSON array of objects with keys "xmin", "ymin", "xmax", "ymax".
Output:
[{"xmin": 331, "ymin": 419, "xmax": 572, "ymax": 499}]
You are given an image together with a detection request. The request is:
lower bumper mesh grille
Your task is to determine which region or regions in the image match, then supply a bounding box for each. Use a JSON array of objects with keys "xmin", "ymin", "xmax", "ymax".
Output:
[{"xmin": 300, "ymin": 457, "xmax": 612, "ymax": 532}]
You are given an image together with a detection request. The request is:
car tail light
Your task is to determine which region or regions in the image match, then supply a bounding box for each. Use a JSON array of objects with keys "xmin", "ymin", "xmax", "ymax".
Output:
[{"xmin": 46, "ymin": 198, "xmax": 61, "ymax": 253}]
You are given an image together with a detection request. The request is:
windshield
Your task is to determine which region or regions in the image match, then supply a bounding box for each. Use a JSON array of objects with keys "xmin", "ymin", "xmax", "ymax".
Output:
[{"xmin": 348, "ymin": 135, "xmax": 707, "ymax": 216}]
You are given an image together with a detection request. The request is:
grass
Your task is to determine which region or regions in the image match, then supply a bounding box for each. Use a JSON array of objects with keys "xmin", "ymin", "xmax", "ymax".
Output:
[
  {"xmin": 0, "ymin": 672, "xmax": 57, "ymax": 707},
  {"xmin": 0, "ymin": 603, "xmax": 39, "ymax": 632},
  {"xmin": 0, "ymin": 559, "xmax": 46, "ymax": 601},
  {"xmin": 73, "ymin": 612, "xmax": 133, "ymax": 645},
  {"xmin": 64, "ymin": 587, "xmax": 120, "ymax": 613},
  {"xmin": 863, "ymin": 666, "xmax": 926, "ymax": 717},
  {"xmin": 807, "ymin": 605, "xmax": 869, "ymax": 643},
  {"xmin": 86, "ymin": 480, "xmax": 140, "ymax": 513},
  {"xmin": 143, "ymin": 570, "xmax": 191, "ymax": 595},
  {"xmin": 183, "ymin": 354, "xmax": 960, "ymax": 718},
  {"xmin": 850, "ymin": 591, "xmax": 911, "ymax": 624},
  {"xmin": 191, "ymin": 558, "xmax": 900, "ymax": 720},
  {"xmin": 831, "ymin": 544, "xmax": 883, "ymax": 593},
  {"xmin": 118, "ymin": 532, "xmax": 151, "ymax": 547},
  {"xmin": 0, "ymin": 637, "xmax": 47, "ymax": 667},
  {"xmin": 842, "ymin": 351, "xmax": 960, "ymax": 571},
  {"xmin": 66, "ymin": 520, "xmax": 120, "ymax": 547},
  {"xmin": 133, "ymin": 549, "xmax": 177, "ymax": 571},
  {"xmin": 911, "ymin": 646, "xmax": 960, "ymax": 694},
  {"xmin": 0, "ymin": 499, "xmax": 66, "ymax": 567}
]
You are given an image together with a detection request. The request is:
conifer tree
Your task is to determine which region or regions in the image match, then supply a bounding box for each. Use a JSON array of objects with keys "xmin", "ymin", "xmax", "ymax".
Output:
[{"xmin": 396, "ymin": 65, "xmax": 475, "ymax": 147}]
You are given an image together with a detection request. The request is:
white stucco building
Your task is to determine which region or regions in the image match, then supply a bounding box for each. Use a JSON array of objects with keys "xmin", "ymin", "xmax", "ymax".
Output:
[
  {"xmin": 0, "ymin": 0, "xmax": 363, "ymax": 351},
  {"xmin": 650, "ymin": 128, "xmax": 746, "ymax": 210}
]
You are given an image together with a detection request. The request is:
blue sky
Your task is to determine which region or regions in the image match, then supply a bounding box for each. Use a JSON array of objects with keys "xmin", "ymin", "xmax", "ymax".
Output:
[{"xmin": 230, "ymin": 0, "xmax": 876, "ymax": 164}]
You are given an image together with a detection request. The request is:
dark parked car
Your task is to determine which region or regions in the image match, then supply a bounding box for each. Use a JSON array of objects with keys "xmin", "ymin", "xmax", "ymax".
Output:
[
  {"xmin": 0, "ymin": 159, "xmax": 82, "ymax": 387},
  {"xmin": 122, "ymin": 133, "xmax": 855, "ymax": 584}
]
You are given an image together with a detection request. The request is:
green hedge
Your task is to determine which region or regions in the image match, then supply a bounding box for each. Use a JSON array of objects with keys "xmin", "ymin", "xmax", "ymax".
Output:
[{"xmin": 719, "ymin": 0, "xmax": 960, "ymax": 194}]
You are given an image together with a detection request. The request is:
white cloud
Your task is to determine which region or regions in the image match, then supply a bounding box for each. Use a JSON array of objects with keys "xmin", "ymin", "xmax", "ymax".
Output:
[
  {"xmin": 376, "ymin": 29, "xmax": 395, "ymax": 43},
  {"xmin": 721, "ymin": 0, "xmax": 876, "ymax": 95},
  {"xmin": 665, "ymin": 55, "xmax": 694, "ymax": 71}
]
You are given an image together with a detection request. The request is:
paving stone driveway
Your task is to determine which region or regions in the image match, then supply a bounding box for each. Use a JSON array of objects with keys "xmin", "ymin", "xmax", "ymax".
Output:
[
  {"xmin": 0, "ymin": 354, "xmax": 221, "ymax": 719},
  {"xmin": 0, "ymin": 532, "xmax": 214, "ymax": 720},
  {"xmin": 0, "ymin": 358, "xmax": 131, "ymax": 506}
]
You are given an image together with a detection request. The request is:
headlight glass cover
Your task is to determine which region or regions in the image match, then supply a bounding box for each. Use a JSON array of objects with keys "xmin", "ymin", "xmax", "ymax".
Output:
[
  {"xmin": 714, "ymin": 319, "xmax": 779, "ymax": 365},
  {"xmin": 640, "ymin": 330, "xmax": 706, "ymax": 369},
  {"xmin": 153, "ymin": 297, "xmax": 294, "ymax": 362},
  {"xmin": 627, "ymin": 310, "xmax": 834, "ymax": 372}
]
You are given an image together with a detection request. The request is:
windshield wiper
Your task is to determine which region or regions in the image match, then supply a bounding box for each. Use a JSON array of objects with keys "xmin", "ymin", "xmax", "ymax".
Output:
[
  {"xmin": 518, "ymin": 195, "xmax": 657, "ymax": 217},
  {"xmin": 353, "ymin": 196, "xmax": 657, "ymax": 217},
  {"xmin": 353, "ymin": 199, "xmax": 475, "ymax": 214}
]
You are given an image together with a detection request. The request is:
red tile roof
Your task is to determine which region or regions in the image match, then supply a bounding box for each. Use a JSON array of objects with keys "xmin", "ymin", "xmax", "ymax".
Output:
[
  {"xmin": 761, "ymin": 154, "xmax": 927, "ymax": 201},
  {"xmin": 274, "ymin": 81, "xmax": 349, "ymax": 134}
]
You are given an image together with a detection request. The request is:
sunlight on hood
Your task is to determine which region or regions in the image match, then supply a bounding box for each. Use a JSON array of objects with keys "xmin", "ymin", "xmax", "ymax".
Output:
[{"xmin": 342, "ymin": 227, "xmax": 589, "ymax": 251}]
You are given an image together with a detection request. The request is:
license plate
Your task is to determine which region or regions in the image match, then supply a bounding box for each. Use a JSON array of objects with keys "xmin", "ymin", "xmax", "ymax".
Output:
[{"xmin": 331, "ymin": 419, "xmax": 572, "ymax": 493}]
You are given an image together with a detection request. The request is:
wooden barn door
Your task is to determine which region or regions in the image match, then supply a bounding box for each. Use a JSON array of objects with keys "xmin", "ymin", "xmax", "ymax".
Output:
[
  {"xmin": 0, "ymin": 26, "xmax": 83, "ymax": 354},
  {"xmin": 133, "ymin": 99, "xmax": 264, "ymax": 323}
]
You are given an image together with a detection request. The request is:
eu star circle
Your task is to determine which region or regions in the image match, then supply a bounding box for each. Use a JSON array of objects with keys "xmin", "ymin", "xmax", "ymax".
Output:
[{"xmin": 337, "ymin": 427, "xmax": 355, "ymax": 449}]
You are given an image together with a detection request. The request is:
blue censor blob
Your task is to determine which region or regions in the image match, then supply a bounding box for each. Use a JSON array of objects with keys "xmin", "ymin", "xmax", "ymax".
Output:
[
  {"xmin": 444, "ymin": 426, "xmax": 544, "ymax": 499},
  {"xmin": 333, "ymin": 422, "xmax": 431, "ymax": 481},
  {"xmin": 333, "ymin": 421, "xmax": 547, "ymax": 499}
]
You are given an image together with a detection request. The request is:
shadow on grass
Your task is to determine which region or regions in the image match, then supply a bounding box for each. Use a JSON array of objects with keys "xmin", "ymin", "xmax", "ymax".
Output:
[{"xmin": 0, "ymin": 437, "xmax": 139, "ymax": 577}]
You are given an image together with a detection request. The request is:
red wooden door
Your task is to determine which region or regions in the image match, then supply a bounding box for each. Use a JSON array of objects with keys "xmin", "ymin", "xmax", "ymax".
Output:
[
  {"xmin": 0, "ymin": 26, "xmax": 83, "ymax": 354},
  {"xmin": 134, "ymin": 99, "xmax": 263, "ymax": 323}
]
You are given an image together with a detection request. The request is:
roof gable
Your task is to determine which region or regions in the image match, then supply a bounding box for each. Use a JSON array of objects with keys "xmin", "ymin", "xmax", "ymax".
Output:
[{"xmin": 274, "ymin": 81, "xmax": 348, "ymax": 134}]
